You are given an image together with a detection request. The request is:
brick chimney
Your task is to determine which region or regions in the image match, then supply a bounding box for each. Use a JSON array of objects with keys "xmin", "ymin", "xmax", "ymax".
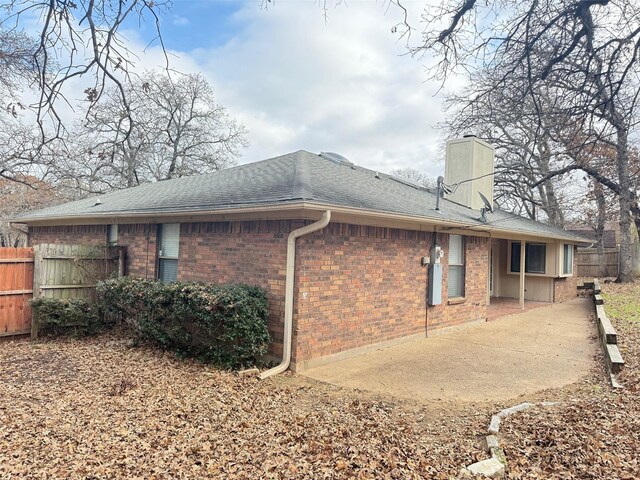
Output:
[{"xmin": 444, "ymin": 136, "xmax": 495, "ymax": 210}]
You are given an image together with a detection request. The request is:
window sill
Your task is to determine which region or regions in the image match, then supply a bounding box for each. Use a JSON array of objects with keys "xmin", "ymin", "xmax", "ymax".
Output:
[
  {"xmin": 507, "ymin": 271, "xmax": 548, "ymax": 277},
  {"xmin": 447, "ymin": 297, "xmax": 466, "ymax": 305}
]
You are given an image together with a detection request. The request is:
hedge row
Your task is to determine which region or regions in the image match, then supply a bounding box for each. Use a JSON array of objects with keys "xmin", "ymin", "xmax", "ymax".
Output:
[
  {"xmin": 96, "ymin": 277, "xmax": 270, "ymax": 369},
  {"xmin": 31, "ymin": 297, "xmax": 106, "ymax": 336}
]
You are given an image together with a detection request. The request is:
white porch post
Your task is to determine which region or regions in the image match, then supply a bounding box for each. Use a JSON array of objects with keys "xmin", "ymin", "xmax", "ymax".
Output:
[{"xmin": 519, "ymin": 240, "xmax": 526, "ymax": 310}]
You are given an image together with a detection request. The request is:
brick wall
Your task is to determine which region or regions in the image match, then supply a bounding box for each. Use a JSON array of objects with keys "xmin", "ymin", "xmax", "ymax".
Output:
[
  {"xmin": 29, "ymin": 225, "xmax": 108, "ymax": 246},
  {"xmin": 178, "ymin": 221, "xmax": 295, "ymax": 358},
  {"xmin": 293, "ymin": 224, "xmax": 490, "ymax": 365},
  {"xmin": 119, "ymin": 224, "xmax": 157, "ymax": 278},
  {"xmin": 553, "ymin": 246, "xmax": 578, "ymax": 302},
  {"xmin": 28, "ymin": 221, "xmax": 491, "ymax": 364}
]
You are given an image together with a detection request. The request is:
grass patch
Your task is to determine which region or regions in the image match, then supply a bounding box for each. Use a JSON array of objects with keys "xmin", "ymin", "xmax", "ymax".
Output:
[{"xmin": 601, "ymin": 282, "xmax": 640, "ymax": 323}]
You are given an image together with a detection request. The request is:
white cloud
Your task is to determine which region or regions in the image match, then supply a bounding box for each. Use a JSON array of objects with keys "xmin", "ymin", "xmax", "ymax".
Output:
[
  {"xmin": 172, "ymin": 15, "xmax": 190, "ymax": 27},
  {"xmin": 178, "ymin": 2, "xmax": 454, "ymax": 178},
  {"xmin": 27, "ymin": 2, "xmax": 461, "ymax": 180}
]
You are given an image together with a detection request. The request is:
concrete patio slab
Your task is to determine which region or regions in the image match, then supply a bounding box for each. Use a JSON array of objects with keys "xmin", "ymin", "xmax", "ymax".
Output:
[{"xmin": 302, "ymin": 298, "xmax": 596, "ymax": 402}]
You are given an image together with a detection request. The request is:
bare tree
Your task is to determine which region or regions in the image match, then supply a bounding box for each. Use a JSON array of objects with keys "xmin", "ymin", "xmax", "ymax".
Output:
[
  {"xmin": 410, "ymin": 0, "xmax": 640, "ymax": 281},
  {"xmin": 391, "ymin": 167, "xmax": 436, "ymax": 188},
  {"xmin": 0, "ymin": 175, "xmax": 62, "ymax": 246},
  {"xmin": 1, "ymin": 0, "xmax": 170, "ymax": 140},
  {"xmin": 72, "ymin": 71, "xmax": 248, "ymax": 191},
  {"xmin": 0, "ymin": 28, "xmax": 36, "ymax": 110},
  {"xmin": 444, "ymin": 79, "xmax": 574, "ymax": 227}
]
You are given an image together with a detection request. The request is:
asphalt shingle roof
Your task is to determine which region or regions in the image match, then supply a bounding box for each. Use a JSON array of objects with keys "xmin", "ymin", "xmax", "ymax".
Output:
[{"xmin": 14, "ymin": 150, "xmax": 587, "ymax": 242}]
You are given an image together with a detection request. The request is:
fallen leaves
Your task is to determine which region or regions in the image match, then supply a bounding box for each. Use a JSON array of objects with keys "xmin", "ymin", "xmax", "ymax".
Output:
[
  {"xmin": 4, "ymin": 281, "xmax": 638, "ymax": 478},
  {"xmin": 0, "ymin": 332, "xmax": 485, "ymax": 479},
  {"xmin": 501, "ymin": 280, "xmax": 640, "ymax": 479}
]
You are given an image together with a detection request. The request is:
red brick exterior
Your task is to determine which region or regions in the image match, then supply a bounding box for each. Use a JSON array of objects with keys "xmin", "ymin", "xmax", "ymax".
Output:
[
  {"xmin": 29, "ymin": 225, "xmax": 108, "ymax": 246},
  {"xmin": 118, "ymin": 224, "xmax": 158, "ymax": 278},
  {"xmin": 177, "ymin": 221, "xmax": 296, "ymax": 358},
  {"xmin": 293, "ymin": 225, "xmax": 489, "ymax": 364},
  {"xmin": 28, "ymin": 221, "xmax": 495, "ymax": 365}
]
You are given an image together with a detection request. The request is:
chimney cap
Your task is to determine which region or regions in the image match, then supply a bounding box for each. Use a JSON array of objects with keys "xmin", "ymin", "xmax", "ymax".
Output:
[{"xmin": 462, "ymin": 134, "xmax": 477, "ymax": 138}]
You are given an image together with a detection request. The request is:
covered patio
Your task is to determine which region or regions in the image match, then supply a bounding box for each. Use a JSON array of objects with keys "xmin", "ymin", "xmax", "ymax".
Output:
[{"xmin": 486, "ymin": 298, "xmax": 549, "ymax": 321}]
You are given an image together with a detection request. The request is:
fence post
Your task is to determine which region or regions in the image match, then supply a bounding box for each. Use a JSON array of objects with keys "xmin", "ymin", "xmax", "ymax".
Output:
[{"xmin": 31, "ymin": 245, "xmax": 41, "ymax": 340}]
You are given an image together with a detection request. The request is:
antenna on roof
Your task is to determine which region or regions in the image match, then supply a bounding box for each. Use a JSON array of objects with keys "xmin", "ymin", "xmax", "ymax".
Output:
[
  {"xmin": 479, "ymin": 192, "xmax": 493, "ymax": 212},
  {"xmin": 436, "ymin": 175, "xmax": 446, "ymax": 212},
  {"xmin": 478, "ymin": 192, "xmax": 493, "ymax": 222}
]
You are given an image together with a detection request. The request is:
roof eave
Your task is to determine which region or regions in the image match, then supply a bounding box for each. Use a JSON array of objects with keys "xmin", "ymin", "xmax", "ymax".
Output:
[{"xmin": 12, "ymin": 200, "xmax": 589, "ymax": 243}]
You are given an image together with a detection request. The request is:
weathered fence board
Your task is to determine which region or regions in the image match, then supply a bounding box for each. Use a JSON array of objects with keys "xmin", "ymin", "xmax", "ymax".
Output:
[
  {"xmin": 0, "ymin": 247, "xmax": 34, "ymax": 337},
  {"xmin": 576, "ymin": 248, "xmax": 619, "ymax": 277},
  {"xmin": 32, "ymin": 244, "xmax": 125, "ymax": 338}
]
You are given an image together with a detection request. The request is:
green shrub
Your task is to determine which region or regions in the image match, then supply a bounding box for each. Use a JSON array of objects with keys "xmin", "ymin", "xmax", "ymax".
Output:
[
  {"xmin": 31, "ymin": 297, "xmax": 104, "ymax": 336},
  {"xmin": 96, "ymin": 276, "xmax": 270, "ymax": 369}
]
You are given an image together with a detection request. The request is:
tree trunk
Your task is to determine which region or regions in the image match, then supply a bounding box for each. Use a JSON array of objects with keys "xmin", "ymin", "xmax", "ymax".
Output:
[
  {"xmin": 536, "ymin": 136, "xmax": 565, "ymax": 227},
  {"xmin": 615, "ymin": 127, "xmax": 635, "ymax": 282},
  {"xmin": 593, "ymin": 181, "xmax": 607, "ymax": 276}
]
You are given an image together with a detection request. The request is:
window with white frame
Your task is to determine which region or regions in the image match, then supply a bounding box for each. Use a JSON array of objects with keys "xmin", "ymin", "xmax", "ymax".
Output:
[
  {"xmin": 448, "ymin": 235, "xmax": 465, "ymax": 298},
  {"xmin": 107, "ymin": 224, "xmax": 118, "ymax": 245},
  {"xmin": 510, "ymin": 242, "xmax": 546, "ymax": 274},
  {"xmin": 158, "ymin": 223, "xmax": 180, "ymax": 282},
  {"xmin": 563, "ymin": 244, "xmax": 573, "ymax": 275}
]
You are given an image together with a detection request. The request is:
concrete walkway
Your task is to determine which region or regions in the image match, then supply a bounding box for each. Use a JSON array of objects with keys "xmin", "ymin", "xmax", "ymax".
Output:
[{"xmin": 302, "ymin": 298, "xmax": 597, "ymax": 402}]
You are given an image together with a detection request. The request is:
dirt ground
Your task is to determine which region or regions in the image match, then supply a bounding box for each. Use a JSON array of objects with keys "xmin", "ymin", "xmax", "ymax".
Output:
[{"xmin": 0, "ymin": 283, "xmax": 636, "ymax": 479}]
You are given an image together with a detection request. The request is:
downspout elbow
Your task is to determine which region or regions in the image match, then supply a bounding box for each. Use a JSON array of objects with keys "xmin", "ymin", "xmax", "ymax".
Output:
[{"xmin": 260, "ymin": 210, "xmax": 331, "ymax": 379}]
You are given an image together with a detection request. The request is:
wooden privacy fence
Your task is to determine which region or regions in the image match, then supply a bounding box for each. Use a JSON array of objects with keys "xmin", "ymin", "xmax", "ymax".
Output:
[
  {"xmin": 0, "ymin": 247, "xmax": 35, "ymax": 337},
  {"xmin": 576, "ymin": 248, "xmax": 619, "ymax": 277},
  {"xmin": 31, "ymin": 244, "xmax": 125, "ymax": 338}
]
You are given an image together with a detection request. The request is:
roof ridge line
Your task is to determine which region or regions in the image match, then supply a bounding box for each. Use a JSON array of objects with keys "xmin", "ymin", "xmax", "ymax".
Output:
[{"xmin": 292, "ymin": 151, "xmax": 314, "ymax": 200}]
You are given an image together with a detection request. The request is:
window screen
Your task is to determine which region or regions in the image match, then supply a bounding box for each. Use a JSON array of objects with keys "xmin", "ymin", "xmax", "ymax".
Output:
[
  {"xmin": 511, "ymin": 242, "xmax": 546, "ymax": 274},
  {"xmin": 158, "ymin": 224, "xmax": 180, "ymax": 282},
  {"xmin": 107, "ymin": 224, "xmax": 118, "ymax": 245},
  {"xmin": 448, "ymin": 235, "xmax": 465, "ymax": 298},
  {"xmin": 563, "ymin": 244, "xmax": 573, "ymax": 275}
]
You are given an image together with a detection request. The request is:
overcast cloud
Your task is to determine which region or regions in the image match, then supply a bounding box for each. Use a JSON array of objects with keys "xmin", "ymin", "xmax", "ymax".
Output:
[{"xmin": 24, "ymin": 1, "xmax": 461, "ymax": 180}]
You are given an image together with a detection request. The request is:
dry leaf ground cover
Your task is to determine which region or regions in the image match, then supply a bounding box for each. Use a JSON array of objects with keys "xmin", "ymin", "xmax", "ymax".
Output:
[
  {"xmin": 0, "ymin": 330, "xmax": 496, "ymax": 479},
  {"xmin": 500, "ymin": 280, "xmax": 640, "ymax": 479},
  {"xmin": 0, "ymin": 282, "xmax": 634, "ymax": 479}
]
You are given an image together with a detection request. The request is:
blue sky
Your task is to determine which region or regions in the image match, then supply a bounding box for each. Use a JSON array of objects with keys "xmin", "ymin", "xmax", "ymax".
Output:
[
  {"xmin": 121, "ymin": 2, "xmax": 455, "ymax": 176},
  {"xmin": 131, "ymin": 0, "xmax": 244, "ymax": 52}
]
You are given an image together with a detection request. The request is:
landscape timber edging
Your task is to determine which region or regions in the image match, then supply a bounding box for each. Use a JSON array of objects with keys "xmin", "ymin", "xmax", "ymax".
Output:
[{"xmin": 590, "ymin": 278, "xmax": 625, "ymax": 386}]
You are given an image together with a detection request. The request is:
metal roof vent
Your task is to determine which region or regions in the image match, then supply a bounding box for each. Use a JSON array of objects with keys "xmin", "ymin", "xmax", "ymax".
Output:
[{"xmin": 320, "ymin": 151, "xmax": 353, "ymax": 166}]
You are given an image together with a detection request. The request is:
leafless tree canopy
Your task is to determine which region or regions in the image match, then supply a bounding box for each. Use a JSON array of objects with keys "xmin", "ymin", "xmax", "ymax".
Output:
[
  {"xmin": 391, "ymin": 167, "xmax": 436, "ymax": 188},
  {"xmin": 410, "ymin": 0, "xmax": 639, "ymax": 280},
  {"xmin": 0, "ymin": 28, "xmax": 36, "ymax": 109},
  {"xmin": 1, "ymin": 0, "xmax": 170, "ymax": 139},
  {"xmin": 68, "ymin": 71, "xmax": 248, "ymax": 192}
]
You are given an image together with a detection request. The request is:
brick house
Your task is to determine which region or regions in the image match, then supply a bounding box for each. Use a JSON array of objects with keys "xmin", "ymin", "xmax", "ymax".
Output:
[{"xmin": 13, "ymin": 137, "xmax": 588, "ymax": 373}]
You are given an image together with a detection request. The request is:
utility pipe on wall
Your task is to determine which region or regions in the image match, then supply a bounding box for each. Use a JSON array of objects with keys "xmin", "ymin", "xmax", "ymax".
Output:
[{"xmin": 260, "ymin": 210, "xmax": 332, "ymax": 379}]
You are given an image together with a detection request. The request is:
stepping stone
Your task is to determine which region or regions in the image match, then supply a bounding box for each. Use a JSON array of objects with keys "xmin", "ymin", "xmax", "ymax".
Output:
[
  {"xmin": 488, "ymin": 415, "xmax": 501, "ymax": 434},
  {"xmin": 498, "ymin": 402, "xmax": 533, "ymax": 418},
  {"xmin": 466, "ymin": 457, "xmax": 505, "ymax": 478}
]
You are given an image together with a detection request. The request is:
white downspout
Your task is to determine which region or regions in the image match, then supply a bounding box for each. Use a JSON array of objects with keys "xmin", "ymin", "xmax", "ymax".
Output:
[{"xmin": 260, "ymin": 210, "xmax": 331, "ymax": 379}]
